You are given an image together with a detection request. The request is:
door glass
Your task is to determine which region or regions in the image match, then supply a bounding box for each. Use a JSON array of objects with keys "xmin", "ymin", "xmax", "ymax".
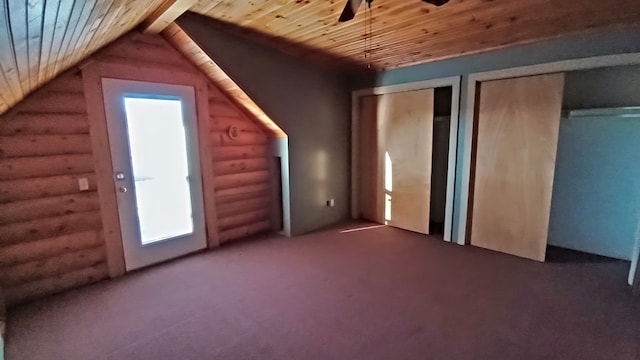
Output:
[{"xmin": 123, "ymin": 96, "xmax": 194, "ymax": 244}]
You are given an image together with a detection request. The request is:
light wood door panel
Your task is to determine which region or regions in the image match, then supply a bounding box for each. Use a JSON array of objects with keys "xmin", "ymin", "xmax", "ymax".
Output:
[
  {"xmin": 380, "ymin": 89, "xmax": 435, "ymax": 234},
  {"xmin": 470, "ymin": 73, "xmax": 564, "ymax": 261}
]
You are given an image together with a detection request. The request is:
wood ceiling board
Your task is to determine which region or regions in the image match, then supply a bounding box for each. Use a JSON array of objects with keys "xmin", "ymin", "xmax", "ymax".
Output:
[
  {"xmin": 0, "ymin": 0, "xmax": 166, "ymax": 116},
  {"xmin": 143, "ymin": 0, "xmax": 199, "ymax": 34},
  {"xmin": 191, "ymin": 0, "xmax": 640, "ymax": 70}
]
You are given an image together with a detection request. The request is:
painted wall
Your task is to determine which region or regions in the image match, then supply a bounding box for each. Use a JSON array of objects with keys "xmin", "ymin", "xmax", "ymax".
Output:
[
  {"xmin": 564, "ymin": 65, "xmax": 640, "ymax": 110},
  {"xmin": 178, "ymin": 13, "xmax": 352, "ymax": 236},
  {"xmin": 352, "ymin": 28, "xmax": 640, "ymax": 242},
  {"xmin": 548, "ymin": 110, "xmax": 640, "ymax": 260},
  {"xmin": 549, "ymin": 66, "xmax": 640, "ymax": 262}
]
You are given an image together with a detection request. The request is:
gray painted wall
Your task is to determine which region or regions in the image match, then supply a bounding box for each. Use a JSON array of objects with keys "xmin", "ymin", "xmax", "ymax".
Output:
[
  {"xmin": 550, "ymin": 68, "xmax": 640, "ymax": 262},
  {"xmin": 178, "ymin": 13, "xmax": 351, "ymax": 236},
  {"xmin": 549, "ymin": 110, "xmax": 640, "ymax": 260},
  {"xmin": 564, "ymin": 65, "xmax": 640, "ymax": 110},
  {"xmin": 351, "ymin": 29, "xmax": 640, "ymax": 242}
]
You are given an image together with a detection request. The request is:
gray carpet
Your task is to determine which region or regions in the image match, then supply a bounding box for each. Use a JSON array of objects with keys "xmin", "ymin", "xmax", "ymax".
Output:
[{"xmin": 6, "ymin": 222, "xmax": 640, "ymax": 360}]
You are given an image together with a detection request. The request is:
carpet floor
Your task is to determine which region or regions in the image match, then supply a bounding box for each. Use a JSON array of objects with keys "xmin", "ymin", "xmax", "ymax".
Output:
[{"xmin": 6, "ymin": 222, "xmax": 640, "ymax": 360}]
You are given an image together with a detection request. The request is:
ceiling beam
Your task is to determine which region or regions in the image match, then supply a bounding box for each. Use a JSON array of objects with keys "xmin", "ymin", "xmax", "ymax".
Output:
[{"xmin": 142, "ymin": 0, "xmax": 198, "ymax": 34}]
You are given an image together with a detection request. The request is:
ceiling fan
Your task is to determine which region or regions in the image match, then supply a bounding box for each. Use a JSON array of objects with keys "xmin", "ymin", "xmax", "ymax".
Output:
[{"xmin": 338, "ymin": 0, "xmax": 449, "ymax": 22}]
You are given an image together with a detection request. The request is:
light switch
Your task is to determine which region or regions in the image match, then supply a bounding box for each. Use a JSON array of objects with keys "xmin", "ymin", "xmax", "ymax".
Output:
[{"xmin": 78, "ymin": 178, "xmax": 90, "ymax": 191}]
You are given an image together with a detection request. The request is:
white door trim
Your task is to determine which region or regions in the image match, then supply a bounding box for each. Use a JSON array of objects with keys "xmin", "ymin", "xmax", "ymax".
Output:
[
  {"xmin": 457, "ymin": 52, "xmax": 640, "ymax": 246},
  {"xmin": 351, "ymin": 76, "xmax": 462, "ymax": 242}
]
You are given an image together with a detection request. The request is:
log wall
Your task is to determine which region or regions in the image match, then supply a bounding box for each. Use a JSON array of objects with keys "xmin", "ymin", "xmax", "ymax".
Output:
[
  {"xmin": 208, "ymin": 84, "xmax": 273, "ymax": 243},
  {"xmin": 0, "ymin": 31, "xmax": 275, "ymax": 306},
  {"xmin": 0, "ymin": 70, "xmax": 109, "ymax": 306}
]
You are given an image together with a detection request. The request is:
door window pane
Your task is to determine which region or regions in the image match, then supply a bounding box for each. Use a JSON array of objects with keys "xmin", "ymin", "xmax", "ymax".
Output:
[{"xmin": 123, "ymin": 97, "xmax": 194, "ymax": 244}]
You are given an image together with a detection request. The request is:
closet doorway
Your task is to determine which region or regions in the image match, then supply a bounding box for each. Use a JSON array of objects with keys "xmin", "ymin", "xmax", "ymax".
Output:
[{"xmin": 352, "ymin": 77, "xmax": 460, "ymax": 241}]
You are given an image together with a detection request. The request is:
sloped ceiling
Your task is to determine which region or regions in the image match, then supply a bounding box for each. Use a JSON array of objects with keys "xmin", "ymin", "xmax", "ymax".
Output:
[
  {"xmin": 190, "ymin": 0, "xmax": 640, "ymax": 69},
  {"xmin": 163, "ymin": 22, "xmax": 286, "ymax": 138},
  {"xmin": 0, "ymin": 0, "xmax": 165, "ymax": 114}
]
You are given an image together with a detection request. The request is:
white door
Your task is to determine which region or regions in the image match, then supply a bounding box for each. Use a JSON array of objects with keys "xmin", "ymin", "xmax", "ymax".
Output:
[{"xmin": 102, "ymin": 78, "xmax": 207, "ymax": 271}]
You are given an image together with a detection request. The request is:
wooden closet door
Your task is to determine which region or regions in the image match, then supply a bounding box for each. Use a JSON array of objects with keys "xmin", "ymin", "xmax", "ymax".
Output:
[
  {"xmin": 470, "ymin": 73, "xmax": 564, "ymax": 261},
  {"xmin": 380, "ymin": 89, "xmax": 435, "ymax": 234}
]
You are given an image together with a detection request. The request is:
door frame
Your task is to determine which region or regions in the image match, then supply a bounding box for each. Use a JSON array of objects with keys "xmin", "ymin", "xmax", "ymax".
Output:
[
  {"xmin": 101, "ymin": 78, "xmax": 207, "ymax": 271},
  {"xmin": 351, "ymin": 76, "xmax": 461, "ymax": 242},
  {"xmin": 458, "ymin": 53, "xmax": 640, "ymax": 287},
  {"xmin": 457, "ymin": 53, "xmax": 640, "ymax": 247},
  {"xmin": 82, "ymin": 60, "xmax": 218, "ymax": 277}
]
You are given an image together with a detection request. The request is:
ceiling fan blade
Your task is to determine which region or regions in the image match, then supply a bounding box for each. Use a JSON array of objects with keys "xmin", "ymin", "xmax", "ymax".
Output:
[
  {"xmin": 338, "ymin": 0, "xmax": 364, "ymax": 22},
  {"xmin": 422, "ymin": 0, "xmax": 449, "ymax": 6}
]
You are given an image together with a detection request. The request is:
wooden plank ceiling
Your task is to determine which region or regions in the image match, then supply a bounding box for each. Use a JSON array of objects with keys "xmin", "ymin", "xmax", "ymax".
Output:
[
  {"xmin": 1, "ymin": 0, "xmax": 640, "ymax": 116},
  {"xmin": 190, "ymin": 0, "xmax": 640, "ymax": 69},
  {"xmin": 0, "ymin": 0, "xmax": 165, "ymax": 115}
]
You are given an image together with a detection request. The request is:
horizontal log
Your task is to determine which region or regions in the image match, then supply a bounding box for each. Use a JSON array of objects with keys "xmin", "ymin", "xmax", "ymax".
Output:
[
  {"xmin": 0, "ymin": 134, "xmax": 92, "ymax": 158},
  {"xmin": 0, "ymin": 173, "xmax": 97, "ymax": 203},
  {"xmin": 99, "ymin": 40, "xmax": 187, "ymax": 66},
  {"xmin": 219, "ymin": 220, "xmax": 271, "ymax": 244},
  {"xmin": 207, "ymin": 83, "xmax": 226, "ymax": 97},
  {"xmin": 0, "ymin": 230, "xmax": 103, "ymax": 267},
  {"xmin": 210, "ymin": 116, "xmax": 263, "ymax": 132},
  {"xmin": 212, "ymin": 158, "xmax": 269, "ymax": 176},
  {"xmin": 0, "ymin": 154, "xmax": 95, "ymax": 180},
  {"xmin": 210, "ymin": 130, "xmax": 267, "ymax": 147},
  {"xmin": 208, "ymin": 95, "xmax": 231, "ymax": 104},
  {"xmin": 97, "ymin": 54, "xmax": 188, "ymax": 70},
  {"xmin": 19, "ymin": 91, "xmax": 87, "ymax": 114},
  {"xmin": 215, "ymin": 183, "xmax": 271, "ymax": 205},
  {"xmin": 218, "ymin": 208, "xmax": 271, "ymax": 231},
  {"xmin": 217, "ymin": 195, "xmax": 271, "ymax": 218},
  {"xmin": 128, "ymin": 32, "xmax": 170, "ymax": 47},
  {"xmin": 0, "ymin": 210, "xmax": 102, "ymax": 246},
  {"xmin": 4, "ymin": 263, "xmax": 109, "ymax": 306},
  {"xmin": 0, "ymin": 113, "xmax": 89, "ymax": 135},
  {"xmin": 214, "ymin": 170, "xmax": 270, "ymax": 190},
  {"xmin": 0, "ymin": 192, "xmax": 100, "ymax": 225},
  {"xmin": 0, "ymin": 245, "xmax": 106, "ymax": 286},
  {"xmin": 45, "ymin": 72, "xmax": 84, "ymax": 93},
  {"xmin": 210, "ymin": 101, "xmax": 243, "ymax": 118},
  {"xmin": 211, "ymin": 145, "xmax": 269, "ymax": 161}
]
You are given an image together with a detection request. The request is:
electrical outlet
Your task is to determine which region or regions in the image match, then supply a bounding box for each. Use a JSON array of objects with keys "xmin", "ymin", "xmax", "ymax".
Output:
[
  {"xmin": 78, "ymin": 178, "xmax": 89, "ymax": 191},
  {"xmin": 326, "ymin": 199, "xmax": 335, "ymax": 207}
]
